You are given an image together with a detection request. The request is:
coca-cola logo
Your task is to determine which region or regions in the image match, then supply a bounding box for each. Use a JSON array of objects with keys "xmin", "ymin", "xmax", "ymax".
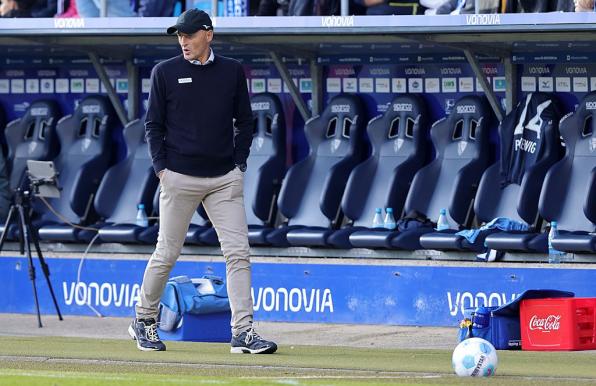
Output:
[{"xmin": 529, "ymin": 315, "xmax": 561, "ymax": 331}]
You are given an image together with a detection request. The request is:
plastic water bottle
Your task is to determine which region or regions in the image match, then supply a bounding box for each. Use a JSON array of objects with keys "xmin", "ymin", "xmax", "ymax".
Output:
[
  {"xmin": 136, "ymin": 204, "xmax": 148, "ymax": 227},
  {"xmin": 548, "ymin": 221, "xmax": 564, "ymax": 264},
  {"xmin": 372, "ymin": 208, "xmax": 384, "ymax": 229},
  {"xmin": 436, "ymin": 208, "xmax": 450, "ymax": 231},
  {"xmin": 384, "ymin": 208, "xmax": 396, "ymax": 230}
]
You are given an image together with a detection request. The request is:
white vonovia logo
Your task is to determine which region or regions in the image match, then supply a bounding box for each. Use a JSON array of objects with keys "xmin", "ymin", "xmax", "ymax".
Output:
[
  {"xmin": 251, "ymin": 287, "xmax": 334, "ymax": 313},
  {"xmin": 590, "ymin": 138, "xmax": 596, "ymax": 152},
  {"xmin": 331, "ymin": 104, "xmax": 350, "ymax": 113},
  {"xmin": 63, "ymin": 281, "xmax": 141, "ymax": 308},
  {"xmin": 529, "ymin": 314, "xmax": 561, "ymax": 331},
  {"xmin": 251, "ymin": 102, "xmax": 270, "ymax": 111},
  {"xmin": 465, "ymin": 14, "xmax": 500, "ymax": 25},
  {"xmin": 54, "ymin": 18, "xmax": 85, "ymax": 28},
  {"xmin": 585, "ymin": 101, "xmax": 596, "ymax": 110},
  {"xmin": 82, "ymin": 105, "xmax": 100, "ymax": 114},
  {"xmin": 30, "ymin": 107, "xmax": 48, "ymax": 117},
  {"xmin": 393, "ymin": 103, "xmax": 413, "ymax": 112},
  {"xmin": 321, "ymin": 15, "xmax": 354, "ymax": 28},
  {"xmin": 456, "ymin": 105, "xmax": 476, "ymax": 114},
  {"xmin": 447, "ymin": 291, "xmax": 520, "ymax": 317},
  {"xmin": 394, "ymin": 138, "xmax": 404, "ymax": 152}
]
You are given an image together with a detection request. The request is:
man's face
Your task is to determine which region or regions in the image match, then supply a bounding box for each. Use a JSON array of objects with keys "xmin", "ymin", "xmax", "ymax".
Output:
[
  {"xmin": 0, "ymin": 0, "xmax": 16, "ymax": 16},
  {"xmin": 177, "ymin": 30, "xmax": 213, "ymax": 61}
]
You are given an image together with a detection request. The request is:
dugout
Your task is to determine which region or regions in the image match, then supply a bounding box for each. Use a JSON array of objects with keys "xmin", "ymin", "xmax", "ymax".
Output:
[{"xmin": 0, "ymin": 14, "xmax": 594, "ymax": 326}]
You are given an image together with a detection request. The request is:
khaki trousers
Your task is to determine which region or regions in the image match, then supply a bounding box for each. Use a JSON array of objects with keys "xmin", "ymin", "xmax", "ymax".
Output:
[{"xmin": 135, "ymin": 167, "xmax": 253, "ymax": 335}]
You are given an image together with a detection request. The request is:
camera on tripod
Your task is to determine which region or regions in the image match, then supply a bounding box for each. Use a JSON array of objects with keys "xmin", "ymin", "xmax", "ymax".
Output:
[
  {"xmin": 0, "ymin": 160, "xmax": 63, "ymax": 327},
  {"xmin": 26, "ymin": 160, "xmax": 61, "ymax": 199}
]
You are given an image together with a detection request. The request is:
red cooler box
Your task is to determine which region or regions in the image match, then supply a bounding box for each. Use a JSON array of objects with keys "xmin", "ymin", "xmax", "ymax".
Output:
[{"xmin": 520, "ymin": 297, "xmax": 596, "ymax": 351}]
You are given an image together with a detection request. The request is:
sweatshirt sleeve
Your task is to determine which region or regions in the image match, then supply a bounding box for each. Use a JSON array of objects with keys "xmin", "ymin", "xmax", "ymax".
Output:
[
  {"xmin": 145, "ymin": 65, "xmax": 167, "ymax": 175},
  {"xmin": 232, "ymin": 63, "xmax": 254, "ymax": 166}
]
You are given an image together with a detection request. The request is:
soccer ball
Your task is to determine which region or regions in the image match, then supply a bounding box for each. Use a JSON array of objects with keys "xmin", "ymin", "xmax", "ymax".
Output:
[{"xmin": 452, "ymin": 337, "xmax": 498, "ymax": 377}]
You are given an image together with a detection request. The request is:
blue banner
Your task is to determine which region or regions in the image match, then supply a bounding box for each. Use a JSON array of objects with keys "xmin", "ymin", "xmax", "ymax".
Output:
[
  {"xmin": 5, "ymin": 13, "xmax": 596, "ymax": 33},
  {"xmin": 1, "ymin": 256, "xmax": 595, "ymax": 327},
  {"xmin": 0, "ymin": 62, "xmax": 128, "ymax": 122}
]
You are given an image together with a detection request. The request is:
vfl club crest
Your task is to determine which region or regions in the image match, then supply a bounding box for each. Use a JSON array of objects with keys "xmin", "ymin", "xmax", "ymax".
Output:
[
  {"xmin": 458, "ymin": 141, "xmax": 468, "ymax": 155},
  {"xmin": 256, "ymin": 137, "xmax": 264, "ymax": 150},
  {"xmin": 331, "ymin": 138, "xmax": 341, "ymax": 153},
  {"xmin": 394, "ymin": 138, "xmax": 404, "ymax": 152},
  {"xmin": 81, "ymin": 138, "xmax": 92, "ymax": 151},
  {"xmin": 28, "ymin": 141, "xmax": 38, "ymax": 153}
]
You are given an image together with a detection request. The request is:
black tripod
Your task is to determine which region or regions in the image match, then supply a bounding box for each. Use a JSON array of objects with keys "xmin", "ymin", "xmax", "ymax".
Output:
[{"xmin": 0, "ymin": 188, "xmax": 62, "ymax": 327}]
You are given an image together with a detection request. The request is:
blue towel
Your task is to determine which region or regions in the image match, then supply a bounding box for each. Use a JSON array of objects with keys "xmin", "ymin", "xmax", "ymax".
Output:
[{"xmin": 456, "ymin": 217, "xmax": 529, "ymax": 243}]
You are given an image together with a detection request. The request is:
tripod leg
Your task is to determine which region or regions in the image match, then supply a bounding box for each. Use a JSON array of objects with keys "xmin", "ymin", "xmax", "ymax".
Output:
[
  {"xmin": 0, "ymin": 205, "xmax": 16, "ymax": 252},
  {"xmin": 17, "ymin": 205, "xmax": 43, "ymax": 328},
  {"xmin": 19, "ymin": 218, "xmax": 24, "ymax": 255},
  {"xmin": 26, "ymin": 212, "xmax": 63, "ymax": 321}
]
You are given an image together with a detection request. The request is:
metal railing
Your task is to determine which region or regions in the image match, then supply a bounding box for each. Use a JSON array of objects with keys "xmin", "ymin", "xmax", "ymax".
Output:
[{"xmin": 100, "ymin": 0, "xmax": 108, "ymax": 17}]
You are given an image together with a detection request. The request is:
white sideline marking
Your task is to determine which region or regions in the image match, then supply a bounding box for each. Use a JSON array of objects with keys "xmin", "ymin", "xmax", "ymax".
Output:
[{"xmin": 0, "ymin": 369, "xmax": 230, "ymax": 384}]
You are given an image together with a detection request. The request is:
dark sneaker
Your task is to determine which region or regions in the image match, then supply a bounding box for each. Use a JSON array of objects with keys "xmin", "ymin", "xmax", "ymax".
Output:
[
  {"xmin": 230, "ymin": 328, "xmax": 277, "ymax": 354},
  {"xmin": 128, "ymin": 318, "xmax": 166, "ymax": 351}
]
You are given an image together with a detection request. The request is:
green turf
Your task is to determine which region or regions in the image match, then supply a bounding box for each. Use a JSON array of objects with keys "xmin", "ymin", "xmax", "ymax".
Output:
[{"xmin": 0, "ymin": 336, "xmax": 595, "ymax": 385}]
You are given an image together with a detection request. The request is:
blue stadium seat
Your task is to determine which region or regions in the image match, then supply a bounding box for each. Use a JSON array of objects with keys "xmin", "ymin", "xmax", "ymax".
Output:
[
  {"xmin": 545, "ymin": 105, "xmax": 596, "ymax": 252},
  {"xmin": 37, "ymin": 96, "xmax": 118, "ymax": 242},
  {"xmin": 1, "ymin": 101, "xmax": 60, "ymax": 238},
  {"xmin": 350, "ymin": 96, "xmax": 493, "ymax": 249},
  {"xmin": 0, "ymin": 103, "xmax": 9, "ymax": 226},
  {"xmin": 420, "ymin": 93, "xmax": 562, "ymax": 252},
  {"xmin": 0, "ymin": 102, "xmax": 6, "ymax": 158},
  {"xmin": 199, "ymin": 93, "xmax": 287, "ymax": 246},
  {"xmin": 0, "ymin": 104, "xmax": 10, "ymax": 158},
  {"xmin": 5, "ymin": 100, "xmax": 60, "ymax": 191},
  {"xmin": 487, "ymin": 92, "xmax": 596, "ymax": 253},
  {"xmin": 266, "ymin": 94, "xmax": 366, "ymax": 247},
  {"xmin": 93, "ymin": 119, "xmax": 159, "ymax": 243},
  {"xmin": 327, "ymin": 95, "xmax": 430, "ymax": 248}
]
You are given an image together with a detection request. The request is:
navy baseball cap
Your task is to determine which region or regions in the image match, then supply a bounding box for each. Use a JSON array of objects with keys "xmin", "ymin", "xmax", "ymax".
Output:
[{"xmin": 167, "ymin": 9, "xmax": 213, "ymax": 35}]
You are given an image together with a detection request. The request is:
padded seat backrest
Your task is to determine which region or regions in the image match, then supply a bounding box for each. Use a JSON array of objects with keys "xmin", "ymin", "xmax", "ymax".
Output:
[
  {"xmin": 0, "ymin": 103, "xmax": 6, "ymax": 157},
  {"xmin": 0, "ymin": 103, "xmax": 8, "ymax": 217},
  {"xmin": 245, "ymin": 93, "xmax": 286, "ymax": 226},
  {"xmin": 277, "ymin": 94, "xmax": 366, "ymax": 227},
  {"xmin": 39, "ymin": 96, "xmax": 116, "ymax": 224},
  {"xmin": 475, "ymin": 93, "xmax": 561, "ymax": 225},
  {"xmin": 342, "ymin": 94, "xmax": 430, "ymax": 226},
  {"xmin": 5, "ymin": 100, "xmax": 60, "ymax": 190},
  {"xmin": 539, "ymin": 92, "xmax": 596, "ymax": 232},
  {"xmin": 94, "ymin": 119, "xmax": 158, "ymax": 223},
  {"xmin": 404, "ymin": 95, "xmax": 493, "ymax": 227}
]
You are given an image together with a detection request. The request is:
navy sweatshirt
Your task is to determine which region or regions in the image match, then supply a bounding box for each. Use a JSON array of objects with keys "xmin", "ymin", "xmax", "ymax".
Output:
[{"xmin": 145, "ymin": 54, "xmax": 253, "ymax": 177}]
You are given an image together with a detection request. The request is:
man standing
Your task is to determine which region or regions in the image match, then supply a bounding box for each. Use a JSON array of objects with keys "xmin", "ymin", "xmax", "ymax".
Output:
[{"xmin": 128, "ymin": 8, "xmax": 277, "ymax": 355}]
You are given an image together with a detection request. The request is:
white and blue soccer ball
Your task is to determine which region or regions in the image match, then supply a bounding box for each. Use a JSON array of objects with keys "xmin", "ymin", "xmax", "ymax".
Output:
[{"xmin": 452, "ymin": 337, "xmax": 498, "ymax": 377}]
